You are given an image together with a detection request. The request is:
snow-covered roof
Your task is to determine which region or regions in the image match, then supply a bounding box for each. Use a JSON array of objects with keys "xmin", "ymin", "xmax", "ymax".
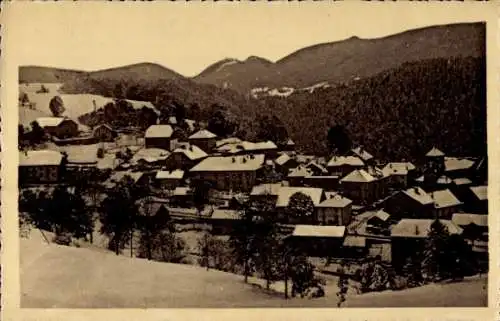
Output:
[
  {"xmin": 429, "ymin": 189, "xmax": 462, "ymax": 209},
  {"xmin": 172, "ymin": 143, "xmax": 208, "ymax": 160},
  {"xmin": 189, "ymin": 129, "xmax": 217, "ymax": 139},
  {"xmin": 156, "ymin": 169, "xmax": 184, "ymax": 180},
  {"xmin": 19, "ymin": 150, "xmax": 62, "ymax": 166},
  {"xmin": 391, "ymin": 219, "xmax": 463, "ymax": 238},
  {"xmin": 190, "ymin": 154, "xmax": 265, "ymax": 172},
  {"xmin": 145, "ymin": 125, "xmax": 173, "ymax": 138},
  {"xmin": 452, "ymin": 213, "xmax": 488, "ymax": 227},
  {"xmin": 402, "ymin": 187, "xmax": 434, "ymax": 205},
  {"xmin": 275, "ymin": 187, "xmax": 324, "ymax": 207},
  {"xmin": 470, "ymin": 185, "xmax": 487, "ymax": 201},
  {"xmin": 317, "ymin": 193, "xmax": 352, "ymax": 208},
  {"xmin": 426, "ymin": 147, "xmax": 445, "ymax": 157},
  {"xmin": 327, "ymin": 156, "xmax": 364, "ymax": 167},
  {"xmin": 340, "ymin": 169, "xmax": 376, "ymax": 183},
  {"xmin": 292, "ymin": 225, "xmax": 346, "ymax": 238}
]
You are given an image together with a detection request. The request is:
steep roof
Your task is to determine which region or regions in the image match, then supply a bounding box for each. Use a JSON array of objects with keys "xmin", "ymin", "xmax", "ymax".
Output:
[
  {"xmin": 445, "ymin": 157, "xmax": 476, "ymax": 172},
  {"xmin": 190, "ymin": 154, "xmax": 265, "ymax": 172},
  {"xmin": 292, "ymin": 225, "xmax": 346, "ymax": 238},
  {"xmin": 351, "ymin": 147, "xmax": 374, "ymax": 161},
  {"xmin": 156, "ymin": 169, "xmax": 184, "ymax": 180},
  {"xmin": 189, "ymin": 129, "xmax": 217, "ymax": 139},
  {"xmin": 426, "ymin": 147, "xmax": 445, "ymax": 157},
  {"xmin": 172, "ymin": 143, "xmax": 208, "ymax": 160},
  {"xmin": 250, "ymin": 183, "xmax": 283, "ymax": 196},
  {"xmin": 103, "ymin": 170, "xmax": 143, "ymax": 189},
  {"xmin": 391, "ymin": 219, "xmax": 463, "ymax": 238},
  {"xmin": 19, "ymin": 150, "xmax": 63, "ymax": 166},
  {"xmin": 429, "ymin": 189, "xmax": 462, "ymax": 209},
  {"xmin": 276, "ymin": 187, "xmax": 324, "ymax": 207},
  {"xmin": 275, "ymin": 153, "xmax": 292, "ymax": 166},
  {"xmin": 287, "ymin": 165, "xmax": 314, "ymax": 178},
  {"xmin": 368, "ymin": 210, "xmax": 391, "ymax": 222},
  {"xmin": 452, "ymin": 213, "xmax": 488, "ymax": 227},
  {"xmin": 305, "ymin": 161, "xmax": 328, "ymax": 174},
  {"xmin": 145, "ymin": 125, "xmax": 173, "ymax": 138},
  {"xmin": 340, "ymin": 169, "xmax": 376, "ymax": 183},
  {"xmin": 327, "ymin": 156, "xmax": 364, "ymax": 167},
  {"xmin": 470, "ymin": 185, "xmax": 487, "ymax": 201},
  {"xmin": 35, "ymin": 117, "xmax": 65, "ymax": 127},
  {"xmin": 317, "ymin": 193, "xmax": 352, "ymax": 208},
  {"xmin": 402, "ymin": 187, "xmax": 434, "ymax": 205}
]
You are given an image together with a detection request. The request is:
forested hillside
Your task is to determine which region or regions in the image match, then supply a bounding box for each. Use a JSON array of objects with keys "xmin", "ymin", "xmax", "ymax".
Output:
[{"xmin": 255, "ymin": 56, "xmax": 486, "ymax": 160}]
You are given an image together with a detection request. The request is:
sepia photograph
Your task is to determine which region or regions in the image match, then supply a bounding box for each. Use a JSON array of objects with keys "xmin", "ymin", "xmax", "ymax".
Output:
[{"xmin": 1, "ymin": 1, "xmax": 496, "ymax": 315}]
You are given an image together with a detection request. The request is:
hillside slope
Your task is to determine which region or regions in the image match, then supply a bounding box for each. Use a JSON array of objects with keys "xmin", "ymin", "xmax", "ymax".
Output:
[
  {"xmin": 20, "ymin": 237, "xmax": 487, "ymax": 308},
  {"xmin": 19, "ymin": 63, "xmax": 183, "ymax": 85},
  {"xmin": 252, "ymin": 56, "xmax": 486, "ymax": 160},
  {"xmin": 193, "ymin": 22, "xmax": 485, "ymax": 93}
]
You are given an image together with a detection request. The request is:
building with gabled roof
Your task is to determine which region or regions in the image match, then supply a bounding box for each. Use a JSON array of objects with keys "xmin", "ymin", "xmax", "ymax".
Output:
[
  {"xmin": 286, "ymin": 224, "xmax": 346, "ymax": 257},
  {"xmin": 316, "ymin": 192, "xmax": 352, "ymax": 225},
  {"xmin": 350, "ymin": 146, "xmax": 374, "ymax": 163},
  {"xmin": 466, "ymin": 185, "xmax": 488, "ymax": 213},
  {"xmin": 19, "ymin": 150, "xmax": 63, "ymax": 185},
  {"xmin": 188, "ymin": 129, "xmax": 217, "ymax": 152},
  {"xmin": 145, "ymin": 125, "xmax": 174, "ymax": 151},
  {"xmin": 189, "ymin": 154, "xmax": 265, "ymax": 192},
  {"xmin": 382, "ymin": 162, "xmax": 417, "ymax": 188},
  {"xmin": 327, "ymin": 155, "xmax": 365, "ymax": 176},
  {"xmin": 93, "ymin": 123, "xmax": 117, "ymax": 142},
  {"xmin": 34, "ymin": 117, "xmax": 79, "ymax": 139},
  {"xmin": 391, "ymin": 218, "xmax": 463, "ymax": 271},
  {"xmin": 339, "ymin": 169, "xmax": 383, "ymax": 205},
  {"xmin": 382, "ymin": 186, "xmax": 435, "ymax": 219},
  {"xmin": 155, "ymin": 169, "xmax": 185, "ymax": 190},
  {"xmin": 274, "ymin": 153, "xmax": 300, "ymax": 175},
  {"xmin": 165, "ymin": 143, "xmax": 208, "ymax": 171},
  {"xmin": 429, "ymin": 189, "xmax": 463, "ymax": 219}
]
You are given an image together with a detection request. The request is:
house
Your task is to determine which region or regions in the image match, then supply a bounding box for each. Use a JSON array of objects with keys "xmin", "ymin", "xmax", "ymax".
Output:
[
  {"xmin": 188, "ymin": 129, "xmax": 217, "ymax": 152},
  {"xmin": 286, "ymin": 225, "xmax": 346, "ymax": 257},
  {"xmin": 467, "ymin": 185, "xmax": 488, "ymax": 213},
  {"xmin": 425, "ymin": 147, "xmax": 446, "ymax": 174},
  {"xmin": 144, "ymin": 125, "xmax": 174, "ymax": 151},
  {"xmin": 339, "ymin": 169, "xmax": 380, "ymax": 205},
  {"xmin": 391, "ymin": 219, "xmax": 463, "ymax": 271},
  {"xmin": 366, "ymin": 210, "xmax": 391, "ymax": 235},
  {"xmin": 451, "ymin": 213, "xmax": 487, "ymax": 242},
  {"xmin": 350, "ymin": 146, "xmax": 375, "ymax": 165},
  {"xmin": 451, "ymin": 177, "xmax": 474, "ymax": 204},
  {"xmin": 341, "ymin": 236, "xmax": 368, "ymax": 258},
  {"xmin": 208, "ymin": 209, "xmax": 241, "ymax": 235},
  {"xmin": 381, "ymin": 162, "xmax": 416, "ymax": 189},
  {"xmin": 189, "ymin": 154, "xmax": 265, "ymax": 192},
  {"xmin": 326, "ymin": 156, "xmax": 364, "ymax": 177},
  {"xmin": 382, "ymin": 187, "xmax": 435, "ymax": 219},
  {"xmin": 249, "ymin": 183, "xmax": 283, "ymax": 204},
  {"xmin": 444, "ymin": 157, "xmax": 476, "ymax": 179},
  {"xmin": 93, "ymin": 124, "xmax": 117, "ymax": 142},
  {"xmin": 274, "ymin": 153, "xmax": 299, "ymax": 175},
  {"xmin": 130, "ymin": 148, "xmax": 170, "ymax": 169},
  {"xmin": 102, "ymin": 170, "xmax": 144, "ymax": 189},
  {"xmin": 165, "ymin": 143, "xmax": 208, "ymax": 171},
  {"xmin": 316, "ymin": 193, "xmax": 352, "ymax": 225},
  {"xmin": 19, "ymin": 150, "xmax": 63, "ymax": 185},
  {"xmin": 170, "ymin": 187, "xmax": 194, "ymax": 207},
  {"xmin": 429, "ymin": 189, "xmax": 463, "ymax": 220},
  {"xmin": 287, "ymin": 165, "xmax": 314, "ymax": 187},
  {"xmin": 304, "ymin": 161, "xmax": 328, "ymax": 176},
  {"xmin": 155, "ymin": 169, "xmax": 184, "ymax": 190},
  {"xmin": 275, "ymin": 186, "xmax": 325, "ymax": 224},
  {"xmin": 34, "ymin": 117, "xmax": 79, "ymax": 139}
]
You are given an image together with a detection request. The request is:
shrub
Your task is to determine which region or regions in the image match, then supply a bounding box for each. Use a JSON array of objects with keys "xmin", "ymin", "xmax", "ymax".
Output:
[{"xmin": 53, "ymin": 232, "xmax": 72, "ymax": 246}]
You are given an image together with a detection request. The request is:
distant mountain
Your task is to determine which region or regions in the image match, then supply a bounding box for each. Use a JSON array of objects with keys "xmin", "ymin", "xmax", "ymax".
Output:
[
  {"xmin": 89, "ymin": 62, "xmax": 183, "ymax": 81},
  {"xmin": 19, "ymin": 66, "xmax": 85, "ymax": 84},
  {"xmin": 19, "ymin": 63, "xmax": 183, "ymax": 85},
  {"xmin": 193, "ymin": 22, "xmax": 485, "ymax": 93},
  {"xmin": 194, "ymin": 56, "xmax": 274, "ymax": 90}
]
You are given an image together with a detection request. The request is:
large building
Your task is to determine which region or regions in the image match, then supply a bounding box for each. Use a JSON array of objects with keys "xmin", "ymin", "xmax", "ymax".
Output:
[
  {"xmin": 189, "ymin": 154, "xmax": 265, "ymax": 192},
  {"xmin": 19, "ymin": 150, "xmax": 63, "ymax": 185}
]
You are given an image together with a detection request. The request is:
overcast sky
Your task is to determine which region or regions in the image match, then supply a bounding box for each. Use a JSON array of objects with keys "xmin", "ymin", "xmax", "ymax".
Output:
[{"xmin": 4, "ymin": 2, "xmax": 489, "ymax": 77}]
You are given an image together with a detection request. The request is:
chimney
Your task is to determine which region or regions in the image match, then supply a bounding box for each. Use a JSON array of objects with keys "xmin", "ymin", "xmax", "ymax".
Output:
[
  {"xmin": 93, "ymin": 100, "xmax": 97, "ymax": 114},
  {"xmin": 414, "ymin": 187, "xmax": 419, "ymax": 194},
  {"xmin": 232, "ymin": 157, "xmax": 236, "ymax": 163},
  {"xmin": 189, "ymin": 145, "xmax": 193, "ymax": 151},
  {"xmin": 415, "ymin": 226, "xmax": 419, "ymax": 235}
]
